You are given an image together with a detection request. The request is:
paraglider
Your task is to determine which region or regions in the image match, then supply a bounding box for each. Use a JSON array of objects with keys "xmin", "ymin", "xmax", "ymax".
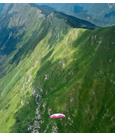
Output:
[
  {"xmin": 50, "ymin": 113, "xmax": 66, "ymax": 119},
  {"xmin": 49, "ymin": 109, "xmax": 52, "ymax": 111}
]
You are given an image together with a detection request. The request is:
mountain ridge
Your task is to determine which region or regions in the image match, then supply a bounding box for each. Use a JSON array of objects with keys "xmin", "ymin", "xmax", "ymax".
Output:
[
  {"xmin": 0, "ymin": 3, "xmax": 115, "ymax": 133},
  {"xmin": 0, "ymin": 3, "xmax": 97, "ymax": 78},
  {"xmin": 37, "ymin": 3, "xmax": 115, "ymax": 27}
]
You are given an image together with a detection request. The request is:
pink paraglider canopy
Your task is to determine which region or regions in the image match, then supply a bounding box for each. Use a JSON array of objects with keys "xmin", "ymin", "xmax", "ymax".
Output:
[{"xmin": 50, "ymin": 113, "xmax": 66, "ymax": 119}]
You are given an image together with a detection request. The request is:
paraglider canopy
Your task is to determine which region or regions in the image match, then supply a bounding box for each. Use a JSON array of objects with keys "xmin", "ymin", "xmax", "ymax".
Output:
[{"xmin": 50, "ymin": 113, "xmax": 66, "ymax": 119}]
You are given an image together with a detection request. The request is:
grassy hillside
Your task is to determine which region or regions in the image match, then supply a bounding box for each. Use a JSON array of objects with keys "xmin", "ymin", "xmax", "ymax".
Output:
[
  {"xmin": 0, "ymin": 3, "xmax": 46, "ymax": 78},
  {"xmin": 0, "ymin": 3, "xmax": 115, "ymax": 133},
  {"xmin": 0, "ymin": 26, "xmax": 115, "ymax": 132},
  {"xmin": 0, "ymin": 3, "xmax": 95, "ymax": 79}
]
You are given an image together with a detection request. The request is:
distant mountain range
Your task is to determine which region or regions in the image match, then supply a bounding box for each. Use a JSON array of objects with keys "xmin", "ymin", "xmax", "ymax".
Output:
[
  {"xmin": 0, "ymin": 3, "xmax": 115, "ymax": 133},
  {"xmin": 37, "ymin": 3, "xmax": 115, "ymax": 27}
]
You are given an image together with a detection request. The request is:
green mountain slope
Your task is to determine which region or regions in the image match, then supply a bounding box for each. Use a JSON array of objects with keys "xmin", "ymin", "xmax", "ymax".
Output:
[
  {"xmin": 0, "ymin": 3, "xmax": 96, "ymax": 79},
  {"xmin": 0, "ymin": 3, "xmax": 115, "ymax": 133},
  {"xmin": 0, "ymin": 3, "xmax": 46, "ymax": 78}
]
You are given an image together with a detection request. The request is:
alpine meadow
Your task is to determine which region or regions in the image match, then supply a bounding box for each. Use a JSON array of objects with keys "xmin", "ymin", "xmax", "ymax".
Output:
[{"xmin": 0, "ymin": 3, "xmax": 115, "ymax": 133}]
